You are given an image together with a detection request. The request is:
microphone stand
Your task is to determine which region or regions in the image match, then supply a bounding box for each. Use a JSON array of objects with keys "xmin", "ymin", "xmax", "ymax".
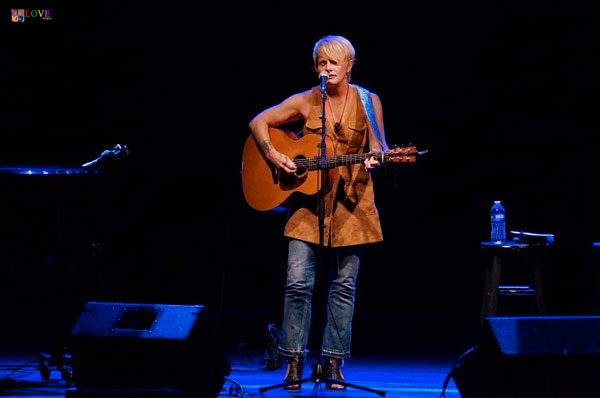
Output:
[
  {"xmin": 259, "ymin": 83, "xmax": 386, "ymax": 397},
  {"xmin": 82, "ymin": 144, "xmax": 129, "ymax": 169}
]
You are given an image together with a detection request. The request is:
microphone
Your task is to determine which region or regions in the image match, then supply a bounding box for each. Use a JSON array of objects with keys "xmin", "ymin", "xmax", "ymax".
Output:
[{"xmin": 319, "ymin": 71, "xmax": 329, "ymax": 93}]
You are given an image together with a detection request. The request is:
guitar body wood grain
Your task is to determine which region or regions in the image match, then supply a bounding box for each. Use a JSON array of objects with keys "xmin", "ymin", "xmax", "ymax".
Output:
[{"xmin": 241, "ymin": 128, "xmax": 334, "ymax": 211}]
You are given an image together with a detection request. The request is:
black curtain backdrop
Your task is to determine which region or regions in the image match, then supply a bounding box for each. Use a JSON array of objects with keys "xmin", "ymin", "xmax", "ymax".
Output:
[{"xmin": 1, "ymin": 1, "xmax": 599, "ymax": 356}]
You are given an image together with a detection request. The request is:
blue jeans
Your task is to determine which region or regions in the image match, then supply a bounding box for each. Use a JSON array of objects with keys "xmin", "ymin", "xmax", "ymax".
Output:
[{"xmin": 278, "ymin": 239, "xmax": 363, "ymax": 359}]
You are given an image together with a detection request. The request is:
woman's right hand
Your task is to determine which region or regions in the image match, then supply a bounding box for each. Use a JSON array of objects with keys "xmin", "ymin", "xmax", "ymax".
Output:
[{"xmin": 266, "ymin": 149, "xmax": 297, "ymax": 174}]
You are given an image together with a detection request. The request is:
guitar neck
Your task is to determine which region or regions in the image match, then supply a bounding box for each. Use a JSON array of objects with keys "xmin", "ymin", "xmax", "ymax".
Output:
[{"xmin": 298, "ymin": 152, "xmax": 385, "ymax": 171}]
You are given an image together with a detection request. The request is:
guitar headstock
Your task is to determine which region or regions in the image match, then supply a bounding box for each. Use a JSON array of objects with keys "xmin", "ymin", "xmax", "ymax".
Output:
[{"xmin": 384, "ymin": 144, "xmax": 427, "ymax": 163}]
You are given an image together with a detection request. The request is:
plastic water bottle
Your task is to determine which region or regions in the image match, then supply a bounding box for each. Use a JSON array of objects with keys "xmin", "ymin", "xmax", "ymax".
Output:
[{"xmin": 490, "ymin": 200, "xmax": 506, "ymax": 243}]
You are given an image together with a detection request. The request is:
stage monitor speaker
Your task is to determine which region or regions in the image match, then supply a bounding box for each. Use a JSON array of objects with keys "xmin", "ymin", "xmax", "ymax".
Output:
[
  {"xmin": 451, "ymin": 316, "xmax": 600, "ymax": 397},
  {"xmin": 67, "ymin": 302, "xmax": 231, "ymax": 398}
]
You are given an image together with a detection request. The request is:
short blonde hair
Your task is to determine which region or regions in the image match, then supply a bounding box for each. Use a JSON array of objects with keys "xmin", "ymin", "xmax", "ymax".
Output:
[{"xmin": 312, "ymin": 35, "xmax": 356, "ymax": 71}]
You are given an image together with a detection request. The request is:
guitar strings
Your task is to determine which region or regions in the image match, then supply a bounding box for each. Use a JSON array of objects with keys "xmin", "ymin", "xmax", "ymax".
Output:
[
  {"xmin": 292, "ymin": 150, "xmax": 414, "ymax": 170},
  {"xmin": 293, "ymin": 153, "xmax": 386, "ymax": 170}
]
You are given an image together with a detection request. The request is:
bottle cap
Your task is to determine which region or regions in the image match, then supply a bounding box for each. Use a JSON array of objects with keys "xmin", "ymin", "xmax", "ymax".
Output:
[{"xmin": 494, "ymin": 200, "xmax": 501, "ymax": 203}]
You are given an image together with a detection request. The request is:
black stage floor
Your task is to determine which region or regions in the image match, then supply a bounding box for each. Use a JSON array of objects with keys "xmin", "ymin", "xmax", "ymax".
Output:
[{"xmin": 0, "ymin": 349, "xmax": 461, "ymax": 398}]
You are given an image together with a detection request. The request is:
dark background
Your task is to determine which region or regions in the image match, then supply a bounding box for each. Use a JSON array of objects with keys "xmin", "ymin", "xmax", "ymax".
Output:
[{"xmin": 1, "ymin": 1, "xmax": 599, "ymax": 359}]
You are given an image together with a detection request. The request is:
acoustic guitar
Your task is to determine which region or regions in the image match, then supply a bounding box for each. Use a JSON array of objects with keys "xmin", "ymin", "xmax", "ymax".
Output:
[{"xmin": 241, "ymin": 127, "xmax": 425, "ymax": 211}]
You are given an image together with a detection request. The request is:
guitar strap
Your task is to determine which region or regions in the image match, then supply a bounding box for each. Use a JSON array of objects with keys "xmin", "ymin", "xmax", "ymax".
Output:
[{"xmin": 355, "ymin": 85, "xmax": 389, "ymax": 150}]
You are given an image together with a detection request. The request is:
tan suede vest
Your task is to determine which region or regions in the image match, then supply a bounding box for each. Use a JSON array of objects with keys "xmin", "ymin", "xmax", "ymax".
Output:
[{"xmin": 283, "ymin": 85, "xmax": 384, "ymax": 247}]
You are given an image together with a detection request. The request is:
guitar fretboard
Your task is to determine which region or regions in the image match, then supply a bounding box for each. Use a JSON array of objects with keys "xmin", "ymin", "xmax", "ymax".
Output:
[{"xmin": 294, "ymin": 152, "xmax": 386, "ymax": 171}]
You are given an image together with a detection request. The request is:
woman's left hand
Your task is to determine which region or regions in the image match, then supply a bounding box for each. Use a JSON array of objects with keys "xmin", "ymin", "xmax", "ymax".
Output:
[{"xmin": 364, "ymin": 148, "xmax": 381, "ymax": 171}]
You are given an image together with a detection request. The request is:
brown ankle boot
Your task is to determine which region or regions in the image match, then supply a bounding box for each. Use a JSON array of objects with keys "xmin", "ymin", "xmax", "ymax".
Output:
[
  {"xmin": 283, "ymin": 355, "xmax": 304, "ymax": 391},
  {"xmin": 323, "ymin": 356, "xmax": 346, "ymax": 390}
]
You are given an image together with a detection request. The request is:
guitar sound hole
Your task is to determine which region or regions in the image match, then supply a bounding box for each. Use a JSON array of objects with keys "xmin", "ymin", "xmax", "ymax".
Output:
[
  {"xmin": 278, "ymin": 155, "xmax": 308, "ymax": 191},
  {"xmin": 294, "ymin": 155, "xmax": 307, "ymax": 177}
]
